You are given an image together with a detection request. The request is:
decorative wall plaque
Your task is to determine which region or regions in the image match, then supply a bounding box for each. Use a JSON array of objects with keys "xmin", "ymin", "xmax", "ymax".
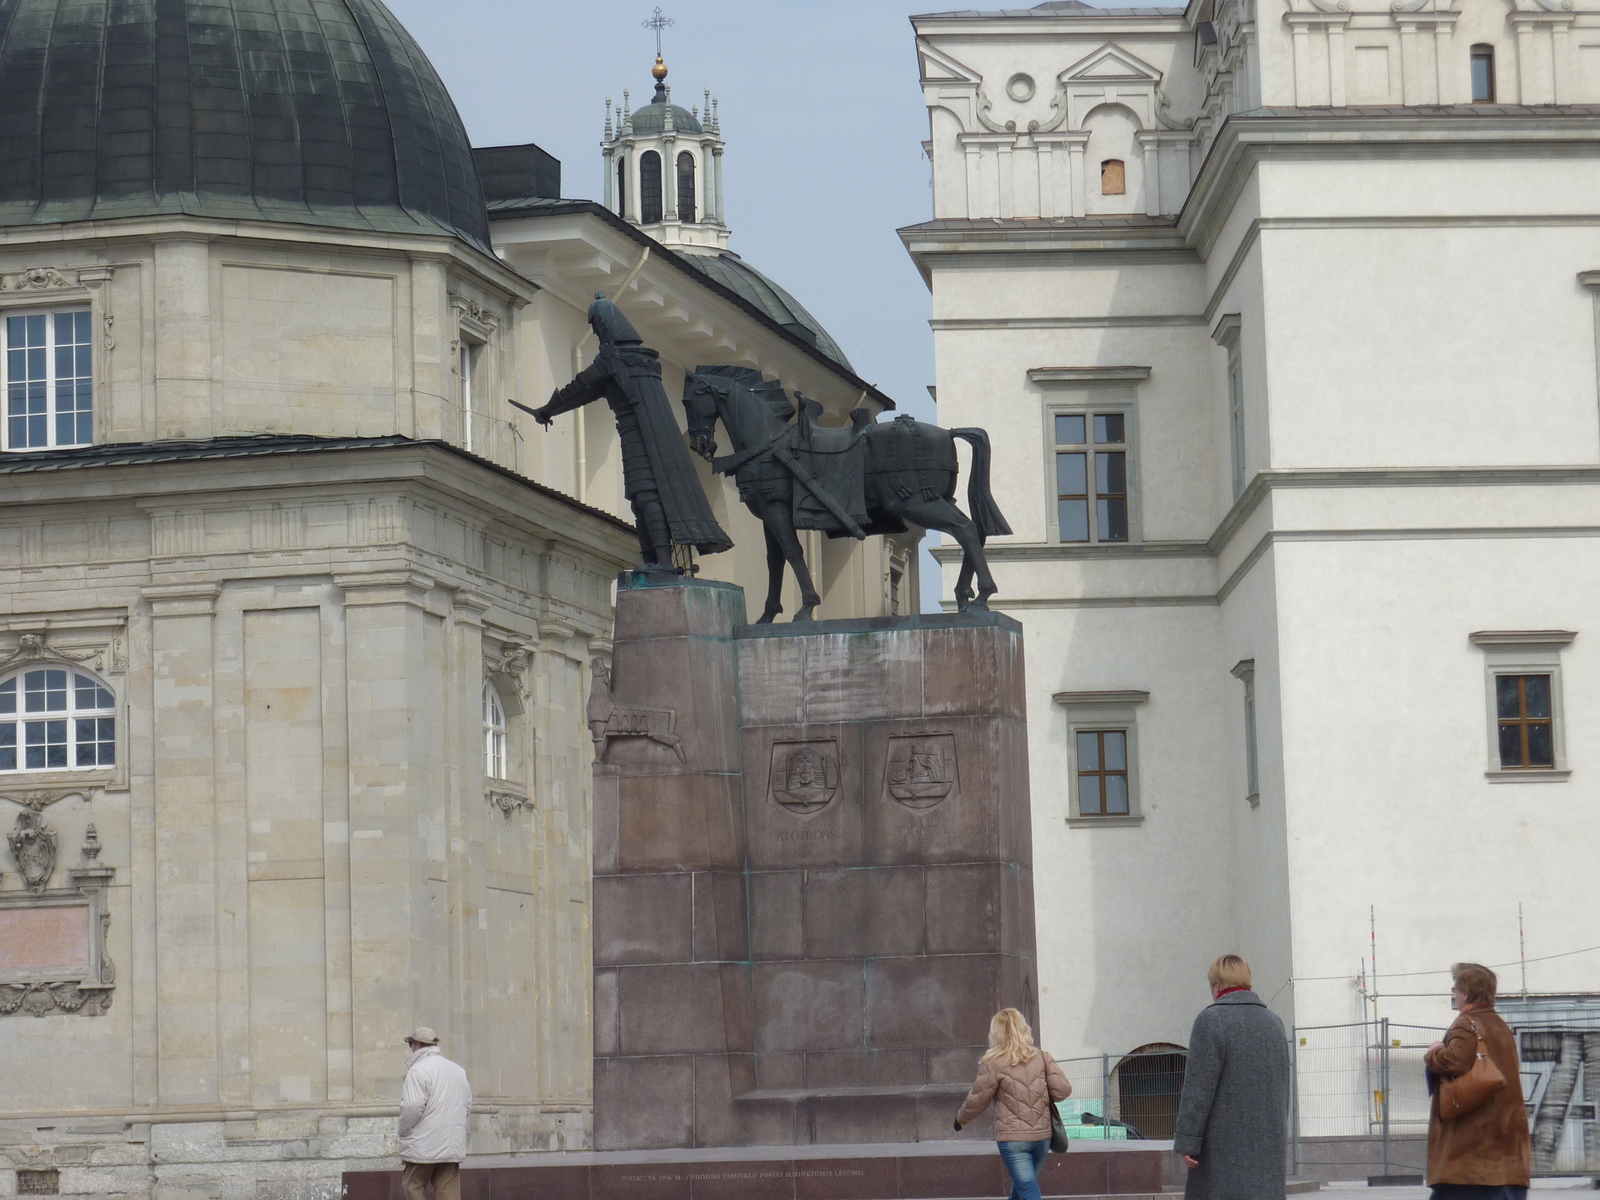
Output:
[
  {"xmin": 769, "ymin": 740, "xmax": 839, "ymax": 815},
  {"xmin": 883, "ymin": 734, "xmax": 959, "ymax": 811},
  {"xmin": 0, "ymin": 866, "xmax": 115, "ymax": 1016}
]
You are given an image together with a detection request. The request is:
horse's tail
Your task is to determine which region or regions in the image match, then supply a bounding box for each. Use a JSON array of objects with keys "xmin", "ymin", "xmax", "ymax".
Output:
[{"xmin": 951, "ymin": 428, "xmax": 1012, "ymax": 540}]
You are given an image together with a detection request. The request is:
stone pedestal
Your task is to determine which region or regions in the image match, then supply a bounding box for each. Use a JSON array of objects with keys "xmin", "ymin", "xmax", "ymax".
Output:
[{"xmin": 592, "ymin": 576, "xmax": 1036, "ymax": 1151}]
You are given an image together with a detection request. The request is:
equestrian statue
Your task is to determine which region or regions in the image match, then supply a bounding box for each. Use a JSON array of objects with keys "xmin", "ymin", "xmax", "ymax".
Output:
[
  {"xmin": 512, "ymin": 293, "xmax": 733, "ymax": 569},
  {"xmin": 681, "ymin": 366, "xmax": 1011, "ymax": 622}
]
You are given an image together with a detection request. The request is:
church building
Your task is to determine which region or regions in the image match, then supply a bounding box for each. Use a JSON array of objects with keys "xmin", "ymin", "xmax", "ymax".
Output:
[
  {"xmin": 0, "ymin": 1, "xmax": 907, "ymax": 1196},
  {"xmin": 905, "ymin": 0, "xmax": 1600, "ymax": 1156}
]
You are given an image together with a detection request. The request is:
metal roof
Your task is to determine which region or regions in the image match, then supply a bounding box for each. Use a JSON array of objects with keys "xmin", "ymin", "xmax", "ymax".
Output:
[
  {"xmin": 675, "ymin": 252, "xmax": 853, "ymax": 373},
  {"xmin": 0, "ymin": 0, "xmax": 491, "ymax": 250}
]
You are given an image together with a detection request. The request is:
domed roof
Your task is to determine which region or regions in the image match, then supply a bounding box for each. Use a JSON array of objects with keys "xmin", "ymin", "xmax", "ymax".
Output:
[
  {"xmin": 0, "ymin": 0, "xmax": 490, "ymax": 249},
  {"xmin": 678, "ymin": 252, "xmax": 853, "ymax": 372},
  {"xmin": 629, "ymin": 103, "xmax": 702, "ymax": 136}
]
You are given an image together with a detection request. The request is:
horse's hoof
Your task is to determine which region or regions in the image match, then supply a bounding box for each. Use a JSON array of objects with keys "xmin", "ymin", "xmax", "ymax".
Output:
[
  {"xmin": 967, "ymin": 600, "xmax": 990, "ymax": 612},
  {"xmin": 756, "ymin": 613, "xmax": 777, "ymax": 625},
  {"xmin": 792, "ymin": 606, "xmax": 816, "ymax": 623}
]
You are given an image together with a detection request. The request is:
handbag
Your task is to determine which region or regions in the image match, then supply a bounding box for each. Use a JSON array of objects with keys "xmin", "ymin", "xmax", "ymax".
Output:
[
  {"xmin": 1437, "ymin": 1017, "xmax": 1506, "ymax": 1120},
  {"xmin": 1049, "ymin": 1103, "xmax": 1070, "ymax": 1153},
  {"xmin": 1044, "ymin": 1053, "xmax": 1070, "ymax": 1152}
]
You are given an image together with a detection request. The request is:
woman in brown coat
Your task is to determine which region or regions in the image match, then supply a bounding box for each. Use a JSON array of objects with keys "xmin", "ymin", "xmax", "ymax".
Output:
[
  {"xmin": 1424, "ymin": 963, "xmax": 1531, "ymax": 1200},
  {"xmin": 954, "ymin": 1009, "xmax": 1071, "ymax": 1200}
]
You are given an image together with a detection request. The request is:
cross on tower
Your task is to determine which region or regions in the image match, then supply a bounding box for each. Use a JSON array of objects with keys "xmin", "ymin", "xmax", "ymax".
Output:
[{"xmin": 642, "ymin": 7, "xmax": 673, "ymax": 56}]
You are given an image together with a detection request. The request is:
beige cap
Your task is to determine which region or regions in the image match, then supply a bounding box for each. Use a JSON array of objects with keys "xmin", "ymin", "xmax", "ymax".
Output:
[{"xmin": 407, "ymin": 1026, "xmax": 440, "ymax": 1046}]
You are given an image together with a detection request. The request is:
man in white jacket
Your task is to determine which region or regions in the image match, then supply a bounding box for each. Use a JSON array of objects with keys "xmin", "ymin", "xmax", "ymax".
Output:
[{"xmin": 398, "ymin": 1027, "xmax": 472, "ymax": 1200}]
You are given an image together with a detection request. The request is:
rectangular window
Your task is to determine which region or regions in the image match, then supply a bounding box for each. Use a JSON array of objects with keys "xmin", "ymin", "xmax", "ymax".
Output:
[
  {"xmin": 1054, "ymin": 411, "xmax": 1129, "ymax": 543},
  {"xmin": 1471, "ymin": 45, "xmax": 1496, "ymax": 103},
  {"xmin": 1232, "ymin": 659, "xmax": 1260, "ymax": 805},
  {"xmin": 4, "ymin": 310, "xmax": 93, "ymax": 451},
  {"xmin": 1472, "ymin": 631, "xmax": 1572, "ymax": 780},
  {"xmin": 1496, "ymin": 674, "xmax": 1554, "ymax": 768},
  {"xmin": 1055, "ymin": 689, "xmax": 1147, "ymax": 826},
  {"xmin": 460, "ymin": 341, "xmax": 476, "ymax": 452},
  {"xmin": 1076, "ymin": 729, "xmax": 1130, "ymax": 815},
  {"xmin": 1228, "ymin": 352, "xmax": 1245, "ymax": 498}
]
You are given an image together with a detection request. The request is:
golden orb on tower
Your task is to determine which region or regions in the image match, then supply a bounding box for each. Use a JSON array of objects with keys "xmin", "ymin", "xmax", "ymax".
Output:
[{"xmin": 651, "ymin": 54, "xmax": 668, "ymax": 81}]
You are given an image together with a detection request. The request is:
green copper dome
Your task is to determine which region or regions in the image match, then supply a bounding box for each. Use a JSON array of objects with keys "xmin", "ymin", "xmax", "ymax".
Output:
[{"xmin": 0, "ymin": 0, "xmax": 491, "ymax": 250}]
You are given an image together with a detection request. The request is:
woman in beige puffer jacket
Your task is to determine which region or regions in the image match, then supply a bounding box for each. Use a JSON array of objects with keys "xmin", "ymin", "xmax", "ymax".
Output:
[{"xmin": 955, "ymin": 1009, "xmax": 1072, "ymax": 1200}]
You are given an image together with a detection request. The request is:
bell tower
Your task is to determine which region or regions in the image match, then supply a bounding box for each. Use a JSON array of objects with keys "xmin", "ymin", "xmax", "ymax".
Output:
[{"xmin": 602, "ymin": 51, "xmax": 729, "ymax": 254}]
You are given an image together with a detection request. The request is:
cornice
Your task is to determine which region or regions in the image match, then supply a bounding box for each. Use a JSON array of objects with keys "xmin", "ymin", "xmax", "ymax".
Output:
[
  {"xmin": 1179, "ymin": 109, "xmax": 1600, "ymax": 256},
  {"xmin": 0, "ymin": 212, "xmax": 537, "ymax": 305}
]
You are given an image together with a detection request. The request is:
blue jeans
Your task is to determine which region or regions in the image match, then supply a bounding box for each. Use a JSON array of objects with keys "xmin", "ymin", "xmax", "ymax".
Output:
[{"xmin": 997, "ymin": 1139, "xmax": 1049, "ymax": 1200}]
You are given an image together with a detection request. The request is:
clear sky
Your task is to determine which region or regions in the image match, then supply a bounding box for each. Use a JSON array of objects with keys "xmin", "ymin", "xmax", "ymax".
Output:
[{"xmin": 383, "ymin": 0, "xmax": 951, "ymax": 608}]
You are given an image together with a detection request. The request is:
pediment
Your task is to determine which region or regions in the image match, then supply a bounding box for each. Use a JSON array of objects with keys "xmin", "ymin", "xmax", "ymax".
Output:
[
  {"xmin": 917, "ymin": 39, "xmax": 983, "ymax": 85},
  {"xmin": 1061, "ymin": 42, "xmax": 1164, "ymax": 85}
]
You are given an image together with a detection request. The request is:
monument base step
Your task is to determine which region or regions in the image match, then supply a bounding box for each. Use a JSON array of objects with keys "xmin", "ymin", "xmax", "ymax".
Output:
[{"xmin": 342, "ymin": 1140, "xmax": 1171, "ymax": 1200}]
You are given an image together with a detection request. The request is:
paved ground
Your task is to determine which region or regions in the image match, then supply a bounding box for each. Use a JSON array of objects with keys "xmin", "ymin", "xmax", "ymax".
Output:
[{"xmin": 1325, "ymin": 1180, "xmax": 1597, "ymax": 1198}]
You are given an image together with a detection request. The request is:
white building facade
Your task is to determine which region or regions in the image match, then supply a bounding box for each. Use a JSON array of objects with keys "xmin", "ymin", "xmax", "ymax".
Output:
[{"xmin": 904, "ymin": 0, "xmax": 1600, "ymax": 1093}]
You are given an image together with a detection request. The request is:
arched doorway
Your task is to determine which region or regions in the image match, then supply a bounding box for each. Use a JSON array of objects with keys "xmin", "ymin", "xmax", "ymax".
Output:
[{"xmin": 1112, "ymin": 1042, "xmax": 1188, "ymax": 1140}]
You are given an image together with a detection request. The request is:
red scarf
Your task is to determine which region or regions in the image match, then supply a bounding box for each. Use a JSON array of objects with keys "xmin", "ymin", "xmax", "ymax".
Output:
[{"xmin": 1215, "ymin": 985, "xmax": 1251, "ymax": 998}]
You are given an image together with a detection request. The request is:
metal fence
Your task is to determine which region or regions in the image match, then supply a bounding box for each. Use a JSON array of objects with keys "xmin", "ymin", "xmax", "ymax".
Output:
[
  {"xmin": 1050, "ymin": 1048, "xmax": 1189, "ymax": 1142},
  {"xmin": 1290, "ymin": 1019, "xmax": 1443, "ymax": 1179}
]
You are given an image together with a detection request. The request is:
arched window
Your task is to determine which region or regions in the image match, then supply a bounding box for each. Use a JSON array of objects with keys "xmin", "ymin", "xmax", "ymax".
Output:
[
  {"xmin": 0, "ymin": 667, "xmax": 115, "ymax": 772},
  {"xmin": 640, "ymin": 151, "xmax": 663, "ymax": 224},
  {"xmin": 1101, "ymin": 159, "xmax": 1126, "ymax": 195},
  {"xmin": 483, "ymin": 682, "xmax": 507, "ymax": 780},
  {"xmin": 616, "ymin": 156, "xmax": 628, "ymax": 218},
  {"xmin": 1471, "ymin": 44, "xmax": 1495, "ymax": 103},
  {"xmin": 677, "ymin": 151, "xmax": 697, "ymax": 224}
]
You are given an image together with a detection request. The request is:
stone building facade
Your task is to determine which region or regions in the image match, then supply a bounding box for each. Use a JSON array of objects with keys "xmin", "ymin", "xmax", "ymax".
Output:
[
  {"xmin": 904, "ymin": 0, "xmax": 1600, "ymax": 1088},
  {"xmin": 0, "ymin": 1, "xmax": 910, "ymax": 1197}
]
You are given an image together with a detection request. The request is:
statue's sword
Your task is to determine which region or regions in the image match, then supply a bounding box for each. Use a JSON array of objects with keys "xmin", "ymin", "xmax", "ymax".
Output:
[{"xmin": 770, "ymin": 445, "xmax": 867, "ymax": 540}]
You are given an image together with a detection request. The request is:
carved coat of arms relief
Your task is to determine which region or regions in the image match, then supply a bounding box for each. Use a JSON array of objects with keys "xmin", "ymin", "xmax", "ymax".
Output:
[
  {"xmin": 884, "ymin": 733, "xmax": 959, "ymax": 811},
  {"xmin": 768, "ymin": 740, "xmax": 840, "ymax": 815}
]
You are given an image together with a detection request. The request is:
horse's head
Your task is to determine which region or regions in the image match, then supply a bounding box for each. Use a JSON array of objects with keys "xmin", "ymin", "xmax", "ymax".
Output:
[{"xmin": 681, "ymin": 370, "xmax": 728, "ymax": 461}]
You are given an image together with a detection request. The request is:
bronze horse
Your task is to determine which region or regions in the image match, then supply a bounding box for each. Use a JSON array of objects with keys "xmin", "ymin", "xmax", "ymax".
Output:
[{"xmin": 681, "ymin": 366, "xmax": 1010, "ymax": 622}]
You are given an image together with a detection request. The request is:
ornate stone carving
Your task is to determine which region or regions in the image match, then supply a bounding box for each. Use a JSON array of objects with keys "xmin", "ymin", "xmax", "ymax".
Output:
[
  {"xmin": 587, "ymin": 658, "xmax": 685, "ymax": 763},
  {"xmin": 768, "ymin": 740, "xmax": 840, "ymax": 816},
  {"xmin": 974, "ymin": 88, "xmax": 1017, "ymax": 133},
  {"xmin": 884, "ymin": 734, "xmax": 959, "ymax": 811},
  {"xmin": 487, "ymin": 788, "xmax": 533, "ymax": 818},
  {"xmin": 8, "ymin": 811, "xmax": 57, "ymax": 892},
  {"xmin": 0, "ymin": 268, "xmax": 73, "ymax": 292},
  {"xmin": 0, "ymin": 981, "xmax": 111, "ymax": 1017},
  {"xmin": 81, "ymin": 825, "xmax": 101, "ymax": 862},
  {"xmin": 0, "ymin": 790, "xmax": 85, "ymax": 813},
  {"xmin": 485, "ymin": 643, "xmax": 533, "ymax": 701},
  {"xmin": 0, "ymin": 633, "xmax": 103, "ymax": 674}
]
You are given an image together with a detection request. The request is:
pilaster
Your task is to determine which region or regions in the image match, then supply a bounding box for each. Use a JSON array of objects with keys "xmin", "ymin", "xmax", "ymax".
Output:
[{"xmin": 143, "ymin": 582, "xmax": 222, "ymax": 1105}]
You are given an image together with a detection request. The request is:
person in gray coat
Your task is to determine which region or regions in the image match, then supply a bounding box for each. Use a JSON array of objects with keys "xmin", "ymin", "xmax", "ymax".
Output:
[{"xmin": 1173, "ymin": 955, "xmax": 1290, "ymax": 1200}]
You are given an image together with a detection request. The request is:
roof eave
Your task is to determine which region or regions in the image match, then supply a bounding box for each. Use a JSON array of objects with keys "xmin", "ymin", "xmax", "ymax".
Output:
[{"xmin": 488, "ymin": 199, "xmax": 896, "ymax": 410}]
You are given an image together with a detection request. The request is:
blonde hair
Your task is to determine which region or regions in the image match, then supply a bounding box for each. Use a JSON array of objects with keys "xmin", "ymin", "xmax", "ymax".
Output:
[
  {"xmin": 1207, "ymin": 954, "xmax": 1252, "ymax": 991},
  {"xmin": 1452, "ymin": 962, "xmax": 1498, "ymax": 1006},
  {"xmin": 981, "ymin": 1008, "xmax": 1038, "ymax": 1067}
]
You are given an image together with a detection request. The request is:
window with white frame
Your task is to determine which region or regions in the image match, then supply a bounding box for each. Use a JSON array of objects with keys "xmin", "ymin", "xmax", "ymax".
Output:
[
  {"xmin": 483, "ymin": 681, "xmax": 508, "ymax": 780},
  {"xmin": 0, "ymin": 667, "xmax": 115, "ymax": 772},
  {"xmin": 1054, "ymin": 689, "xmax": 1147, "ymax": 826},
  {"xmin": 1470, "ymin": 630, "xmax": 1574, "ymax": 780},
  {"xmin": 5, "ymin": 310, "xmax": 94, "ymax": 451},
  {"xmin": 1231, "ymin": 659, "xmax": 1259, "ymax": 805}
]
